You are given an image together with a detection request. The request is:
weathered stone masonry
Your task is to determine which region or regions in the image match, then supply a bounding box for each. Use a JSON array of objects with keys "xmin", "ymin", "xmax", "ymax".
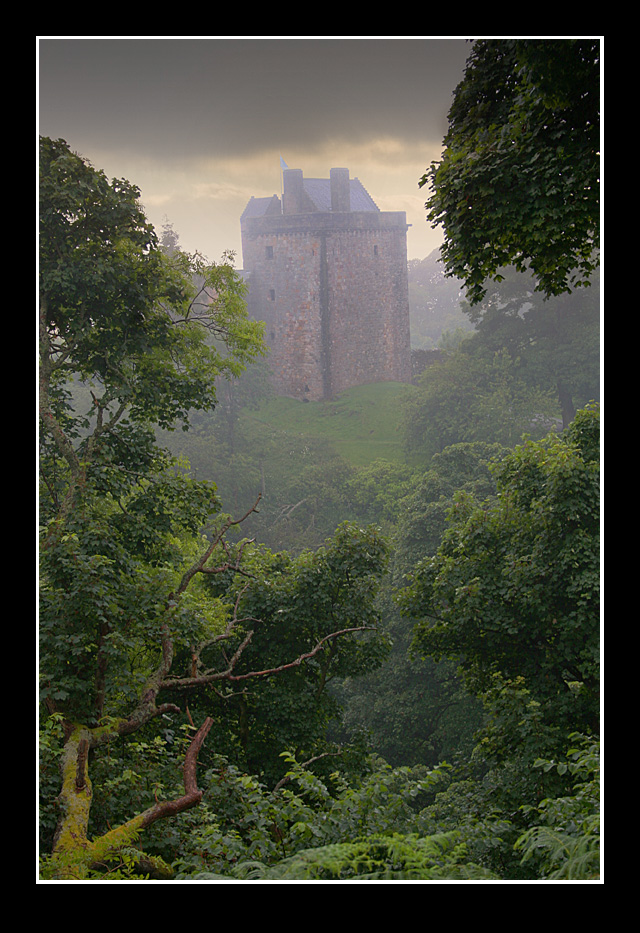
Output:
[{"xmin": 240, "ymin": 167, "xmax": 412, "ymax": 400}]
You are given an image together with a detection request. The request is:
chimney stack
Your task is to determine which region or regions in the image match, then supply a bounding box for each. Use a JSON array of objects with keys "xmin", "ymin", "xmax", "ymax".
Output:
[
  {"xmin": 330, "ymin": 167, "xmax": 350, "ymax": 212},
  {"xmin": 283, "ymin": 168, "xmax": 304, "ymax": 215}
]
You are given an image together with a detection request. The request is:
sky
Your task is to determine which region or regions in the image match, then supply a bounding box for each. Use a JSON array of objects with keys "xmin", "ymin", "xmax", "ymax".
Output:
[{"xmin": 37, "ymin": 36, "xmax": 473, "ymax": 264}]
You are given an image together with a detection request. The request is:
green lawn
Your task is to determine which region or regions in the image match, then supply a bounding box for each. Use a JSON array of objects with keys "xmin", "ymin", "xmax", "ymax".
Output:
[{"xmin": 243, "ymin": 381, "xmax": 415, "ymax": 467}]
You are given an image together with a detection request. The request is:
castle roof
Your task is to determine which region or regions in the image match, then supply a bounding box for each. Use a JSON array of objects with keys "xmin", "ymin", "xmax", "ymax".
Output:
[
  {"xmin": 240, "ymin": 195, "xmax": 282, "ymax": 221},
  {"xmin": 302, "ymin": 176, "xmax": 380, "ymax": 213},
  {"xmin": 241, "ymin": 172, "xmax": 380, "ymax": 220}
]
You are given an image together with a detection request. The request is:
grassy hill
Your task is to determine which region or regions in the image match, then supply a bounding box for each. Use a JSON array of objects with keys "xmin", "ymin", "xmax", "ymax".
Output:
[{"xmin": 242, "ymin": 381, "xmax": 415, "ymax": 468}]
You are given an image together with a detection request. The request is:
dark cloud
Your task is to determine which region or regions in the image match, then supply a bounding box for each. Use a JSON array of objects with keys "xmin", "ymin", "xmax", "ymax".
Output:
[{"xmin": 38, "ymin": 37, "xmax": 470, "ymax": 159}]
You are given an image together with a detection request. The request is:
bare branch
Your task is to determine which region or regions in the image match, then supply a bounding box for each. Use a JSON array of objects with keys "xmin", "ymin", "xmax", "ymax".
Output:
[
  {"xmin": 228, "ymin": 627, "xmax": 370, "ymax": 682},
  {"xmin": 83, "ymin": 717, "xmax": 215, "ymax": 874},
  {"xmin": 175, "ymin": 494, "xmax": 261, "ymax": 597},
  {"xmin": 274, "ymin": 498, "xmax": 308, "ymax": 524},
  {"xmin": 161, "ymin": 625, "xmax": 371, "ymax": 692},
  {"xmin": 95, "ymin": 504, "xmax": 261, "ymax": 741},
  {"xmin": 127, "ymin": 716, "xmax": 214, "ymax": 828}
]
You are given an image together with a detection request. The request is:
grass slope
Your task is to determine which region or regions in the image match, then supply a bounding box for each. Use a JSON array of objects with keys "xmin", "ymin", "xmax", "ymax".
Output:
[{"xmin": 243, "ymin": 381, "xmax": 415, "ymax": 467}]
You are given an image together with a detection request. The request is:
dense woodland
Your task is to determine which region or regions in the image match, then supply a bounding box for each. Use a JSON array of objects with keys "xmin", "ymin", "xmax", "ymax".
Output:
[{"xmin": 39, "ymin": 39, "xmax": 601, "ymax": 882}]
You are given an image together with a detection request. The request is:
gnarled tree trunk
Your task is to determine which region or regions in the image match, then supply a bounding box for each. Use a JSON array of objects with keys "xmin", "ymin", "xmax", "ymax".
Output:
[{"xmin": 49, "ymin": 718, "xmax": 213, "ymax": 880}]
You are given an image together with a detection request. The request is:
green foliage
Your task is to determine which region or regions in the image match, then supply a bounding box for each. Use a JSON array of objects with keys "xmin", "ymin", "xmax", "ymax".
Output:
[
  {"xmin": 191, "ymin": 522, "xmax": 392, "ymax": 783},
  {"xmin": 394, "ymin": 440, "xmax": 506, "ymax": 573},
  {"xmin": 406, "ymin": 719, "xmax": 600, "ymax": 881},
  {"xmin": 336, "ymin": 620, "xmax": 483, "ymax": 770},
  {"xmin": 39, "ymin": 137, "xmax": 264, "ymax": 435},
  {"xmin": 39, "ymin": 136, "xmax": 267, "ymax": 725},
  {"xmin": 39, "ymin": 713, "xmax": 68, "ymax": 849},
  {"xmin": 39, "ymin": 457, "xmax": 217, "ymax": 722},
  {"xmin": 402, "ymin": 344, "xmax": 559, "ymax": 462},
  {"xmin": 391, "ymin": 410, "xmax": 601, "ymax": 880},
  {"xmin": 337, "ymin": 442, "xmax": 504, "ymax": 769},
  {"xmin": 39, "ymin": 138, "xmax": 274, "ymax": 875},
  {"xmin": 422, "ymin": 39, "xmax": 600, "ymax": 304},
  {"xmin": 223, "ymin": 832, "xmax": 498, "ymax": 880},
  {"xmin": 161, "ymin": 376, "xmax": 420, "ymax": 553},
  {"xmin": 407, "ymin": 251, "xmax": 474, "ymax": 350},
  {"xmin": 39, "ymin": 131, "xmax": 602, "ymax": 882},
  {"xmin": 515, "ymin": 735, "xmax": 600, "ymax": 879},
  {"xmin": 459, "ymin": 266, "xmax": 600, "ymax": 427},
  {"xmin": 345, "ymin": 459, "xmax": 416, "ymax": 530},
  {"xmin": 406, "ymin": 405, "xmax": 600, "ymax": 739},
  {"xmin": 87, "ymin": 724, "xmax": 195, "ymax": 840},
  {"xmin": 171, "ymin": 752, "xmax": 488, "ymax": 880},
  {"xmin": 253, "ymin": 442, "xmax": 358, "ymax": 553}
]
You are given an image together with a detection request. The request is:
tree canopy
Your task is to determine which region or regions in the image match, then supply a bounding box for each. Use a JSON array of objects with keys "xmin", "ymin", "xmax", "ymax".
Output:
[
  {"xmin": 38, "ymin": 136, "xmax": 600, "ymax": 882},
  {"xmin": 39, "ymin": 139, "xmax": 391, "ymax": 879},
  {"xmin": 404, "ymin": 403, "xmax": 600, "ymax": 740},
  {"xmin": 421, "ymin": 39, "xmax": 601, "ymax": 304}
]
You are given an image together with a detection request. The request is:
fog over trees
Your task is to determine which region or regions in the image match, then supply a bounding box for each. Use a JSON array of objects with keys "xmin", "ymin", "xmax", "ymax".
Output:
[{"xmin": 39, "ymin": 39, "xmax": 601, "ymax": 882}]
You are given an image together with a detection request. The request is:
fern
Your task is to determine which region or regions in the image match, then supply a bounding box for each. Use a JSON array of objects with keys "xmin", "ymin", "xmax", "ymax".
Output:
[
  {"xmin": 515, "ymin": 735, "xmax": 600, "ymax": 880},
  {"xmin": 190, "ymin": 832, "xmax": 499, "ymax": 881},
  {"xmin": 515, "ymin": 823, "xmax": 600, "ymax": 880}
]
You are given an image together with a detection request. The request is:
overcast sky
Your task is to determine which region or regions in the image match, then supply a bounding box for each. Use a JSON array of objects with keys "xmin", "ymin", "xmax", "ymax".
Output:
[{"xmin": 38, "ymin": 36, "xmax": 473, "ymax": 263}]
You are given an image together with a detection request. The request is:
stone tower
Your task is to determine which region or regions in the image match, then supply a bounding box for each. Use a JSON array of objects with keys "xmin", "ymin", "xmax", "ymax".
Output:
[{"xmin": 240, "ymin": 166, "xmax": 411, "ymax": 400}]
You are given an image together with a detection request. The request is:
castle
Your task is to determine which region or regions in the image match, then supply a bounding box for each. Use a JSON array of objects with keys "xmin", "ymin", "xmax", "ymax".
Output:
[{"xmin": 240, "ymin": 166, "xmax": 412, "ymax": 401}]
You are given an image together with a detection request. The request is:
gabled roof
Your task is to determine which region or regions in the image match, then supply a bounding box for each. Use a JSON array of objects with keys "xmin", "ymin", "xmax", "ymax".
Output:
[
  {"xmin": 302, "ymin": 177, "xmax": 380, "ymax": 213},
  {"xmin": 240, "ymin": 195, "xmax": 282, "ymax": 221},
  {"xmin": 240, "ymin": 174, "xmax": 380, "ymax": 220}
]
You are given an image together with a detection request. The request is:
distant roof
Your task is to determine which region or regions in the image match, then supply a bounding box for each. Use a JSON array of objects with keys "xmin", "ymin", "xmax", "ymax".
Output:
[
  {"xmin": 241, "ymin": 175, "xmax": 380, "ymax": 220},
  {"xmin": 240, "ymin": 195, "xmax": 282, "ymax": 221},
  {"xmin": 303, "ymin": 177, "xmax": 380, "ymax": 213}
]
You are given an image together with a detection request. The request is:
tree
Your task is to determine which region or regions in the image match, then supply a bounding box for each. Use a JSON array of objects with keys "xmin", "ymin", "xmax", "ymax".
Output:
[
  {"xmin": 421, "ymin": 39, "xmax": 600, "ymax": 305},
  {"xmin": 407, "ymin": 250, "xmax": 473, "ymax": 350},
  {"xmin": 171, "ymin": 523, "xmax": 391, "ymax": 786},
  {"xmin": 515, "ymin": 735, "xmax": 600, "ymax": 880},
  {"xmin": 336, "ymin": 443, "xmax": 505, "ymax": 769},
  {"xmin": 168, "ymin": 753, "xmax": 495, "ymax": 880},
  {"xmin": 38, "ymin": 139, "xmax": 385, "ymax": 879},
  {"xmin": 345, "ymin": 459, "xmax": 416, "ymax": 531},
  {"xmin": 402, "ymin": 343, "xmax": 559, "ymax": 462},
  {"xmin": 39, "ymin": 137, "xmax": 265, "ymax": 524},
  {"xmin": 396, "ymin": 408, "xmax": 600, "ymax": 876},
  {"xmin": 405, "ymin": 404, "xmax": 600, "ymax": 740},
  {"xmin": 459, "ymin": 265, "xmax": 601, "ymax": 428},
  {"xmin": 394, "ymin": 440, "xmax": 507, "ymax": 573}
]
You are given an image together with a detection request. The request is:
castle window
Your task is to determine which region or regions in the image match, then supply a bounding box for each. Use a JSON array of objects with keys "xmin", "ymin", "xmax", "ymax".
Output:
[
  {"xmin": 269, "ymin": 289, "xmax": 276, "ymax": 301},
  {"xmin": 374, "ymin": 245, "xmax": 379, "ymax": 256},
  {"xmin": 265, "ymin": 245, "xmax": 274, "ymax": 259}
]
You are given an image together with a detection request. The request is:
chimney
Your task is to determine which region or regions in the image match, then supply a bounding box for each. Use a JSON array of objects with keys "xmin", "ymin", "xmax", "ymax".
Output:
[
  {"xmin": 283, "ymin": 168, "xmax": 305, "ymax": 215},
  {"xmin": 330, "ymin": 168, "xmax": 350, "ymax": 212}
]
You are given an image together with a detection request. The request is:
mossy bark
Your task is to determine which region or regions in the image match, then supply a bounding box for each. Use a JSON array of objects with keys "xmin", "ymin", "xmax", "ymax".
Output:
[
  {"xmin": 47, "ymin": 717, "xmax": 214, "ymax": 880},
  {"xmin": 51, "ymin": 726, "xmax": 94, "ymax": 865}
]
